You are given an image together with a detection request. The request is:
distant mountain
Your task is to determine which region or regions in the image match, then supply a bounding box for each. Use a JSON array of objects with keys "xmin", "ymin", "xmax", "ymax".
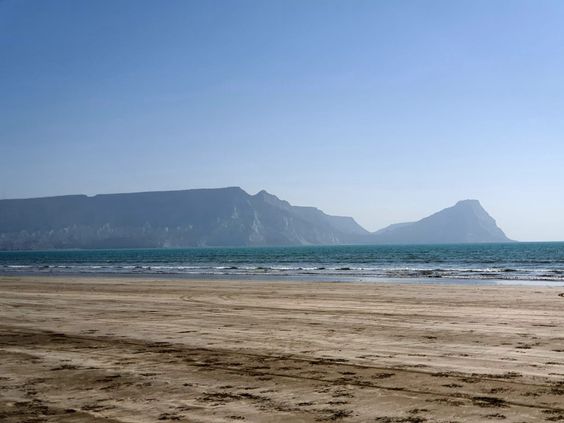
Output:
[
  {"xmin": 366, "ymin": 200, "xmax": 513, "ymax": 244},
  {"xmin": 0, "ymin": 187, "xmax": 368, "ymax": 250},
  {"xmin": 0, "ymin": 190, "xmax": 514, "ymax": 250}
]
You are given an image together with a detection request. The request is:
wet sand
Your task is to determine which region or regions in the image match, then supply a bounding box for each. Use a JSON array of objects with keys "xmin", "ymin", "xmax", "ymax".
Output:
[{"xmin": 1, "ymin": 276, "xmax": 563, "ymax": 422}]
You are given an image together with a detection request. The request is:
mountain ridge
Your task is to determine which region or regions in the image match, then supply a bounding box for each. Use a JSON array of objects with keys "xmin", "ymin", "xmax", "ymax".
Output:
[
  {"xmin": 0, "ymin": 187, "xmax": 366, "ymax": 249},
  {"xmin": 0, "ymin": 188, "xmax": 513, "ymax": 250}
]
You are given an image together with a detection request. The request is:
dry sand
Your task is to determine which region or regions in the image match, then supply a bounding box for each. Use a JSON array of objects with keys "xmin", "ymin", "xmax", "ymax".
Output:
[{"xmin": 1, "ymin": 275, "xmax": 563, "ymax": 422}]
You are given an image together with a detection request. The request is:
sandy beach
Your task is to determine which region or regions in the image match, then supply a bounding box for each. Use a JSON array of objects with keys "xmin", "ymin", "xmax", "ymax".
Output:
[{"xmin": 1, "ymin": 276, "xmax": 563, "ymax": 422}]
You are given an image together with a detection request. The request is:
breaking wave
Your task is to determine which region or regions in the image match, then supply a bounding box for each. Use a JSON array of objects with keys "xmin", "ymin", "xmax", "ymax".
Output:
[{"xmin": 1, "ymin": 242, "xmax": 563, "ymax": 283}]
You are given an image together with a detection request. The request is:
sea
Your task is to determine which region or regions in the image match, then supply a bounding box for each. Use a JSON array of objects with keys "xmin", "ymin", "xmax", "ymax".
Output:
[{"xmin": 1, "ymin": 242, "xmax": 564, "ymax": 285}]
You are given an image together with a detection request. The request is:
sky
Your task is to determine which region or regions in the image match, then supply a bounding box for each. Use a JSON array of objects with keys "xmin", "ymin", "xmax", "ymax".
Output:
[{"xmin": 1, "ymin": 0, "xmax": 563, "ymax": 241}]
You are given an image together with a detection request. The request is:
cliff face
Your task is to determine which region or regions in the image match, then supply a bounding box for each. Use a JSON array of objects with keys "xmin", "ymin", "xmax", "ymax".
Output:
[{"xmin": 0, "ymin": 187, "xmax": 367, "ymax": 250}]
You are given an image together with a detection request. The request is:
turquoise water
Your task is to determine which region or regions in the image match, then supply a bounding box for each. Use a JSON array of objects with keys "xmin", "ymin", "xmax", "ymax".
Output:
[{"xmin": 1, "ymin": 242, "xmax": 563, "ymax": 283}]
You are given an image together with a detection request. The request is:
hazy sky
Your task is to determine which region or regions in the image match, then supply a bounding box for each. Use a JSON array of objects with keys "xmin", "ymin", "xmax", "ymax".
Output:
[{"xmin": 1, "ymin": 1, "xmax": 563, "ymax": 241}]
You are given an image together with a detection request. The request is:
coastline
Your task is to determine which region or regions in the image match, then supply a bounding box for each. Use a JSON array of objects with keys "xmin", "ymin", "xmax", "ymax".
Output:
[
  {"xmin": 2, "ymin": 270, "xmax": 564, "ymax": 287},
  {"xmin": 1, "ymin": 275, "xmax": 564, "ymax": 422}
]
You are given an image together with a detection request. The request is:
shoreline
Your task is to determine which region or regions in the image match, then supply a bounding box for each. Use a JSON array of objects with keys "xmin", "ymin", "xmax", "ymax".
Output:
[
  {"xmin": 2, "ymin": 271, "xmax": 564, "ymax": 287},
  {"xmin": 1, "ymin": 275, "xmax": 564, "ymax": 422}
]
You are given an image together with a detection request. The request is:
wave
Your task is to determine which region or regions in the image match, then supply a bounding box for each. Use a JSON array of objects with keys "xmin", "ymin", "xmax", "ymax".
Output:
[{"xmin": 2, "ymin": 263, "xmax": 564, "ymax": 282}]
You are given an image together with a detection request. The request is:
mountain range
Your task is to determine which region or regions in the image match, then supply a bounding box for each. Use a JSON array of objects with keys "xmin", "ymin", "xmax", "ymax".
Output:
[{"xmin": 0, "ymin": 187, "xmax": 513, "ymax": 250}]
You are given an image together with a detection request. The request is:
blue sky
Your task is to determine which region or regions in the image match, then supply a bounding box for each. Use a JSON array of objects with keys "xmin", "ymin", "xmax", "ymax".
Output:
[{"xmin": 1, "ymin": 0, "xmax": 563, "ymax": 241}]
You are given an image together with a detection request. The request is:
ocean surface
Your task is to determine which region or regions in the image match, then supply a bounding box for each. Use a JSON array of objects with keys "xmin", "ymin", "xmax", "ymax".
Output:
[{"xmin": 1, "ymin": 242, "xmax": 564, "ymax": 284}]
